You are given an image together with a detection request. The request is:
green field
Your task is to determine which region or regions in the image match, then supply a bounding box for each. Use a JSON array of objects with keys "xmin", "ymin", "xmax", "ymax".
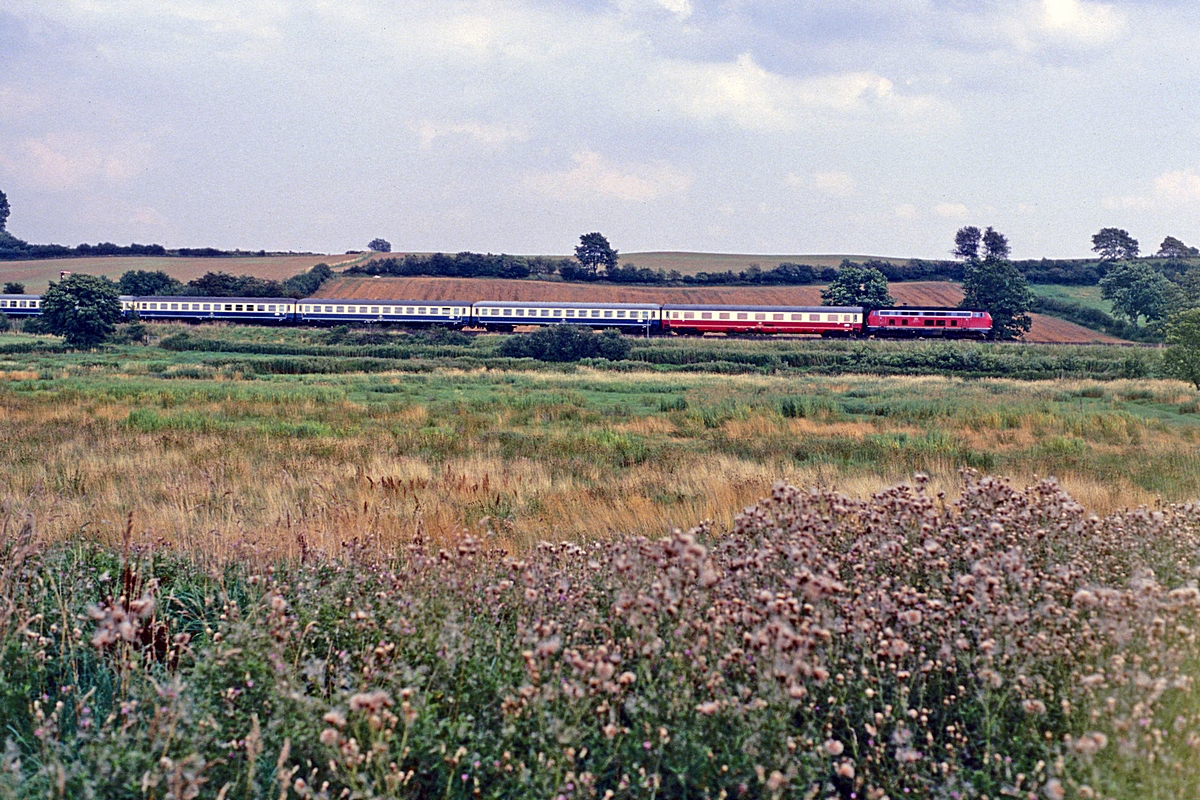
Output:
[{"xmin": 1031, "ymin": 283, "xmax": 1114, "ymax": 314}]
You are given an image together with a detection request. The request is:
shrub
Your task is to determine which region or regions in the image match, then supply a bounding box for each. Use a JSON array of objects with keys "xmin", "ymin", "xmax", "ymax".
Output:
[{"xmin": 498, "ymin": 325, "xmax": 631, "ymax": 362}]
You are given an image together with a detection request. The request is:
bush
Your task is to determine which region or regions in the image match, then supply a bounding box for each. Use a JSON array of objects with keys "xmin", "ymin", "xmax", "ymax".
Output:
[
  {"xmin": 0, "ymin": 313, "xmax": 8, "ymax": 333},
  {"xmin": 498, "ymin": 325, "xmax": 631, "ymax": 362}
]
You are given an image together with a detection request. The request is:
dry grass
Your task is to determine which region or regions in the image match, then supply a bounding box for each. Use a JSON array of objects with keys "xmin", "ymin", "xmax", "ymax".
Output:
[{"xmin": 1, "ymin": 360, "xmax": 1196, "ymax": 560}]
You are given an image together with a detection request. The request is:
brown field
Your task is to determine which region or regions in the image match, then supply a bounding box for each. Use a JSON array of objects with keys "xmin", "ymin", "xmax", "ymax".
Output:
[
  {"xmin": 314, "ymin": 276, "xmax": 1124, "ymax": 343},
  {"xmin": 0, "ymin": 253, "xmax": 367, "ymax": 293}
]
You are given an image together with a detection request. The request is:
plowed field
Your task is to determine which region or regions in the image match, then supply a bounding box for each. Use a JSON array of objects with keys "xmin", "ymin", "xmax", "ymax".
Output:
[{"xmin": 313, "ymin": 276, "xmax": 1124, "ymax": 343}]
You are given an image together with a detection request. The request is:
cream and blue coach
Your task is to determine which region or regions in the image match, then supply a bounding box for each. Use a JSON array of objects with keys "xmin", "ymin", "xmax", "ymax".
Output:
[
  {"xmin": 0, "ymin": 294, "xmax": 42, "ymax": 316},
  {"xmin": 472, "ymin": 301, "xmax": 661, "ymax": 332},
  {"xmin": 296, "ymin": 299, "xmax": 471, "ymax": 327},
  {"xmin": 133, "ymin": 296, "xmax": 297, "ymax": 322}
]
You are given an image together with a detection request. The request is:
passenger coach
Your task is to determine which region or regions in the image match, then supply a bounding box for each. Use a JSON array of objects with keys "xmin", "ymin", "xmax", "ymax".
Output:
[
  {"xmin": 133, "ymin": 296, "xmax": 296, "ymax": 323},
  {"xmin": 0, "ymin": 294, "xmax": 42, "ymax": 316},
  {"xmin": 661, "ymin": 304, "xmax": 863, "ymax": 336},
  {"xmin": 297, "ymin": 299, "xmax": 471, "ymax": 327},
  {"xmin": 472, "ymin": 301, "xmax": 661, "ymax": 331}
]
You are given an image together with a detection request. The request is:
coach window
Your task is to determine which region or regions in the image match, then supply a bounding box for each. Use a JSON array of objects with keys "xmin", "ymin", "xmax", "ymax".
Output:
[
  {"xmin": 616, "ymin": 310, "xmax": 626, "ymax": 319},
  {"xmin": 719, "ymin": 312, "xmax": 730, "ymax": 320},
  {"xmin": 565, "ymin": 310, "xmax": 575, "ymax": 317},
  {"xmin": 683, "ymin": 312, "xmax": 694, "ymax": 320},
  {"xmin": 202, "ymin": 304, "xmax": 210, "ymax": 310},
  {"xmin": 808, "ymin": 314, "xmax": 819, "ymax": 321},
  {"xmin": 258, "ymin": 305, "xmax": 265, "ymax": 311},
  {"xmin": 171, "ymin": 304, "xmax": 179, "ymax": 310},
  {"xmin": 737, "ymin": 313, "xmax": 748, "ymax": 320},
  {"xmin": 826, "ymin": 314, "xmax": 837, "ymax": 321},
  {"xmin": 774, "ymin": 313, "xmax": 784, "ymax": 321},
  {"xmin": 755, "ymin": 313, "xmax": 766, "ymax": 321},
  {"xmin": 514, "ymin": 309, "xmax": 524, "ymax": 317},
  {"xmin": 700, "ymin": 312, "xmax": 711, "ymax": 320}
]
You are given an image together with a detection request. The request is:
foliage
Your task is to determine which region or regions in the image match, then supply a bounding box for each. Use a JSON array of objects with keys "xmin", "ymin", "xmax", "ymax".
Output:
[
  {"xmin": 961, "ymin": 257, "xmax": 1033, "ymax": 339},
  {"xmin": 982, "ymin": 226, "xmax": 1010, "ymax": 259},
  {"xmin": 118, "ymin": 269, "xmax": 184, "ymax": 296},
  {"xmin": 346, "ymin": 252, "xmax": 544, "ymax": 280},
  {"xmin": 498, "ymin": 324, "xmax": 631, "ymax": 361},
  {"xmin": 185, "ymin": 271, "xmax": 288, "ymax": 298},
  {"xmin": 7, "ymin": 474, "xmax": 1200, "ymax": 797},
  {"xmin": 574, "ymin": 232, "xmax": 618, "ymax": 276},
  {"xmin": 820, "ymin": 261, "xmax": 895, "ymax": 307},
  {"xmin": 1099, "ymin": 261, "xmax": 1172, "ymax": 324},
  {"xmin": 0, "ymin": 187, "xmax": 8, "ymax": 231},
  {"xmin": 1157, "ymin": 235, "xmax": 1198, "ymax": 258},
  {"xmin": 39, "ymin": 274, "xmax": 123, "ymax": 348},
  {"xmin": 281, "ymin": 263, "xmax": 334, "ymax": 297},
  {"xmin": 1092, "ymin": 227, "xmax": 1140, "ymax": 261},
  {"xmin": 368, "ymin": 238, "xmax": 391, "ymax": 252},
  {"xmin": 953, "ymin": 225, "xmax": 981, "ymax": 260},
  {"xmin": 1164, "ymin": 308, "xmax": 1200, "ymax": 389},
  {"xmin": 2, "ymin": 282, "xmax": 24, "ymax": 294},
  {"xmin": 0, "ymin": 313, "xmax": 8, "ymax": 332}
]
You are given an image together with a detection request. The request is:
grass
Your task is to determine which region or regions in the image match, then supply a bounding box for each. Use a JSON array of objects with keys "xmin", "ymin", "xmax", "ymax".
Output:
[
  {"xmin": 1031, "ymin": 284, "xmax": 1114, "ymax": 314},
  {"xmin": 0, "ymin": 324, "xmax": 1195, "ymax": 560},
  {"xmin": 3, "ymin": 321, "xmax": 1200, "ymax": 797}
]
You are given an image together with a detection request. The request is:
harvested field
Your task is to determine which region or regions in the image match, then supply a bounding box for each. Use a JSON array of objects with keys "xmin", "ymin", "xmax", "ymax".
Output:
[
  {"xmin": 314, "ymin": 276, "xmax": 1125, "ymax": 343},
  {"xmin": 0, "ymin": 253, "xmax": 366, "ymax": 292}
]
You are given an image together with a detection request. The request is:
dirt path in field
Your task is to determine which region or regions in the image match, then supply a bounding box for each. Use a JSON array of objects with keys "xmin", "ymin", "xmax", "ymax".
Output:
[{"xmin": 314, "ymin": 277, "xmax": 1126, "ymax": 344}]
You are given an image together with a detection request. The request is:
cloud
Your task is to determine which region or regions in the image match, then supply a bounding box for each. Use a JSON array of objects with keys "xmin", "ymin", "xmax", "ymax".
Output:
[
  {"xmin": 894, "ymin": 204, "xmax": 919, "ymax": 220},
  {"xmin": 0, "ymin": 134, "xmax": 149, "ymax": 192},
  {"xmin": 1038, "ymin": 0, "xmax": 1125, "ymax": 46},
  {"xmin": 413, "ymin": 120, "xmax": 527, "ymax": 149},
  {"xmin": 1104, "ymin": 168, "xmax": 1200, "ymax": 210},
  {"xmin": 934, "ymin": 202, "xmax": 969, "ymax": 219},
  {"xmin": 525, "ymin": 151, "xmax": 691, "ymax": 203},
  {"xmin": 797, "ymin": 171, "xmax": 857, "ymax": 197},
  {"xmin": 651, "ymin": 53, "xmax": 955, "ymax": 131}
]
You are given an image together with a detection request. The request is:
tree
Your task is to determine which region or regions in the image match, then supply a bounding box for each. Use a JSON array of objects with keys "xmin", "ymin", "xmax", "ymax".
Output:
[
  {"xmin": 1157, "ymin": 236, "xmax": 1197, "ymax": 259},
  {"xmin": 1099, "ymin": 261, "xmax": 1171, "ymax": 324},
  {"xmin": 0, "ymin": 189, "xmax": 9, "ymax": 232},
  {"xmin": 117, "ymin": 270, "xmax": 183, "ymax": 296},
  {"xmin": 368, "ymin": 238, "xmax": 391, "ymax": 253},
  {"xmin": 1164, "ymin": 308, "xmax": 1200, "ymax": 389},
  {"xmin": 40, "ymin": 274, "xmax": 122, "ymax": 348},
  {"xmin": 958, "ymin": 228, "xmax": 1032, "ymax": 340},
  {"xmin": 574, "ymin": 232, "xmax": 618, "ymax": 276},
  {"xmin": 497, "ymin": 325, "xmax": 630, "ymax": 362},
  {"xmin": 1092, "ymin": 228, "xmax": 1139, "ymax": 261},
  {"xmin": 982, "ymin": 227, "xmax": 1010, "ymax": 260},
  {"xmin": 3, "ymin": 282, "xmax": 24, "ymax": 294},
  {"xmin": 821, "ymin": 262, "xmax": 895, "ymax": 307},
  {"xmin": 952, "ymin": 226, "xmax": 981, "ymax": 261}
]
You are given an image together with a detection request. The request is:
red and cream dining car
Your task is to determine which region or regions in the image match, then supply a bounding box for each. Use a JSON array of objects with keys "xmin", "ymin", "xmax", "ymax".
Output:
[{"xmin": 660, "ymin": 304, "xmax": 863, "ymax": 336}]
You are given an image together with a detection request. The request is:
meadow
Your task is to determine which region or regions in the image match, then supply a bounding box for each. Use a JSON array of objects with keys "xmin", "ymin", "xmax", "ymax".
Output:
[
  {"xmin": 3, "ymin": 322, "xmax": 1200, "ymax": 798},
  {"xmin": 0, "ymin": 323, "xmax": 1192, "ymax": 558}
]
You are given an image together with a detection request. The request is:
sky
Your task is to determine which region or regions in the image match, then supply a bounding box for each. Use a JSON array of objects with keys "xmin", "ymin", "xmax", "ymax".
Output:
[{"xmin": 2, "ymin": 0, "xmax": 1199, "ymax": 260}]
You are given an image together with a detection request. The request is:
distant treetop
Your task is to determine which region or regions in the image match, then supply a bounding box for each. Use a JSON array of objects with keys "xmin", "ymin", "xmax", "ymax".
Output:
[{"xmin": 368, "ymin": 238, "xmax": 392, "ymax": 253}]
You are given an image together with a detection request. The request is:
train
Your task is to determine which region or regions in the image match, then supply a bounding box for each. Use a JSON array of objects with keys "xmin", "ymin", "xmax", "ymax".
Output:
[{"xmin": 0, "ymin": 293, "xmax": 994, "ymax": 338}]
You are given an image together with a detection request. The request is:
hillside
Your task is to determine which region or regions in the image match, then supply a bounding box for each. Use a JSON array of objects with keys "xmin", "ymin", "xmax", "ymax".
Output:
[
  {"xmin": 0, "ymin": 253, "xmax": 365, "ymax": 293},
  {"xmin": 314, "ymin": 276, "xmax": 1124, "ymax": 343}
]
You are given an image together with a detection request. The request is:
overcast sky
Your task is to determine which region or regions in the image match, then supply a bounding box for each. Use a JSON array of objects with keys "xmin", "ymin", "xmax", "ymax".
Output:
[{"xmin": 2, "ymin": 0, "xmax": 1198, "ymax": 259}]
